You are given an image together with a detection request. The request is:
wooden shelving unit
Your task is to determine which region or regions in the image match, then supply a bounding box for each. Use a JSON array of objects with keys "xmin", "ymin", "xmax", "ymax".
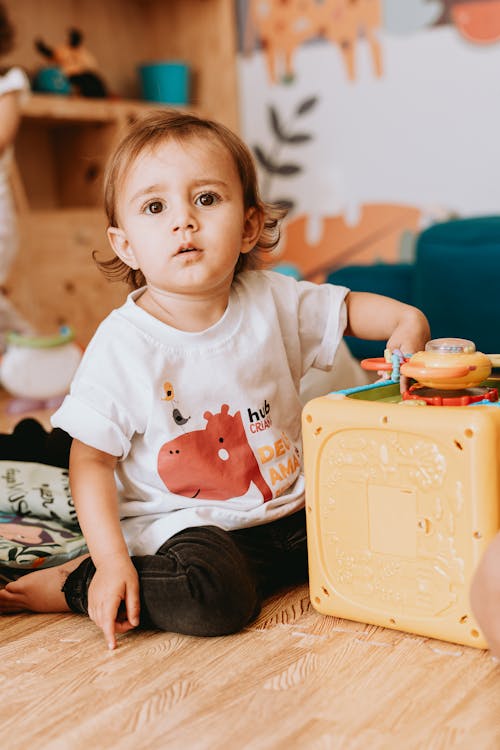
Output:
[{"xmin": 2, "ymin": 0, "xmax": 238, "ymax": 344}]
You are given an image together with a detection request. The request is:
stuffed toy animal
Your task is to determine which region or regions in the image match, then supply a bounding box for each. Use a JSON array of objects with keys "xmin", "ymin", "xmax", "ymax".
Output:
[{"xmin": 34, "ymin": 28, "xmax": 108, "ymax": 98}]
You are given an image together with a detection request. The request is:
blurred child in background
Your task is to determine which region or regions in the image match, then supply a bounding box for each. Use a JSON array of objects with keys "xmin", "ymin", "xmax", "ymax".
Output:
[{"xmin": 0, "ymin": 2, "xmax": 33, "ymax": 348}]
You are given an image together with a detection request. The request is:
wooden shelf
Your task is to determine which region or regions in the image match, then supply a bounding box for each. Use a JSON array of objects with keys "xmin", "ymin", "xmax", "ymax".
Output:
[{"xmin": 21, "ymin": 93, "xmax": 196, "ymax": 124}]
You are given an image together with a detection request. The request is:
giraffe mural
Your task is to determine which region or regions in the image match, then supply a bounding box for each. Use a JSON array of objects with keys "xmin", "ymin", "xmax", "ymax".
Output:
[{"xmin": 247, "ymin": 0, "xmax": 383, "ymax": 83}]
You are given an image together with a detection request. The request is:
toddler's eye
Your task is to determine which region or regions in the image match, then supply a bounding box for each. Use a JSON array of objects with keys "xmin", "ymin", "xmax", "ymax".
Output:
[
  {"xmin": 196, "ymin": 193, "xmax": 218, "ymax": 207},
  {"xmin": 145, "ymin": 201, "xmax": 164, "ymax": 214}
]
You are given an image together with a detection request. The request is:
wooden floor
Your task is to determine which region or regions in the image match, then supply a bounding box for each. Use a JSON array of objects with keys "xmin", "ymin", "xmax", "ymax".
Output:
[{"xmin": 2, "ymin": 398, "xmax": 500, "ymax": 749}]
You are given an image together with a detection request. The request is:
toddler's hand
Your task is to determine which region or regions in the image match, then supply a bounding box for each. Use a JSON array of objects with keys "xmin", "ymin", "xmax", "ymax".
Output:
[
  {"xmin": 386, "ymin": 309, "xmax": 430, "ymax": 393},
  {"xmin": 88, "ymin": 554, "xmax": 140, "ymax": 650}
]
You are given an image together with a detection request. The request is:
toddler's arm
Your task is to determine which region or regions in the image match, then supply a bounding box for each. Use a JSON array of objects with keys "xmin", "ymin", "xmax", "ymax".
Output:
[
  {"xmin": 470, "ymin": 532, "xmax": 500, "ymax": 658},
  {"xmin": 70, "ymin": 439, "xmax": 140, "ymax": 650},
  {"xmin": 345, "ymin": 291, "xmax": 430, "ymax": 390},
  {"xmin": 344, "ymin": 291, "xmax": 429, "ymax": 353}
]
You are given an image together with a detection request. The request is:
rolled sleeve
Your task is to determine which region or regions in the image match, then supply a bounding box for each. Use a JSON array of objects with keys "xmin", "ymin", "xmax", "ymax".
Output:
[
  {"xmin": 51, "ymin": 394, "xmax": 131, "ymax": 458},
  {"xmin": 49, "ymin": 314, "xmax": 149, "ymax": 459}
]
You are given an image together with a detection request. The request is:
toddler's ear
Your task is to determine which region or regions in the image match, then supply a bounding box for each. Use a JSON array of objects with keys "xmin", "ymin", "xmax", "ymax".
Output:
[
  {"xmin": 107, "ymin": 227, "xmax": 139, "ymax": 269},
  {"xmin": 241, "ymin": 207, "xmax": 264, "ymax": 254}
]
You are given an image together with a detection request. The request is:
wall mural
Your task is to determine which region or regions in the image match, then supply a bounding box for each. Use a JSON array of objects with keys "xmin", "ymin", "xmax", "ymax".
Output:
[
  {"xmin": 246, "ymin": 0, "xmax": 383, "ymax": 84},
  {"xmin": 237, "ymin": 0, "xmax": 500, "ymax": 280}
]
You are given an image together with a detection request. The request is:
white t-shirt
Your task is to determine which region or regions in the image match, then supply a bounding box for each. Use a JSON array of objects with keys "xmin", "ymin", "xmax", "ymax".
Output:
[{"xmin": 51, "ymin": 270, "xmax": 349, "ymax": 555}]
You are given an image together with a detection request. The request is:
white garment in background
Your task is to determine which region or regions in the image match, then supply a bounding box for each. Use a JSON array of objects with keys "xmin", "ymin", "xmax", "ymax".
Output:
[
  {"xmin": 52, "ymin": 270, "xmax": 349, "ymax": 555},
  {"xmin": 0, "ymin": 67, "xmax": 29, "ymax": 279},
  {"xmin": 0, "ymin": 67, "xmax": 32, "ymax": 342}
]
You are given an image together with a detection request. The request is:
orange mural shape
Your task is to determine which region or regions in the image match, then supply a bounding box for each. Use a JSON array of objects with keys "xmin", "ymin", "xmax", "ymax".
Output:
[
  {"xmin": 317, "ymin": 0, "xmax": 383, "ymax": 80},
  {"xmin": 248, "ymin": 0, "xmax": 383, "ymax": 83},
  {"xmin": 249, "ymin": 0, "xmax": 320, "ymax": 83},
  {"xmin": 452, "ymin": 0, "xmax": 500, "ymax": 44},
  {"xmin": 277, "ymin": 204, "xmax": 421, "ymax": 281}
]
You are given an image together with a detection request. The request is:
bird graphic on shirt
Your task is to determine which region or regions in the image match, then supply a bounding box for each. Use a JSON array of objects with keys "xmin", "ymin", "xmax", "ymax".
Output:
[{"xmin": 161, "ymin": 380, "xmax": 191, "ymax": 427}]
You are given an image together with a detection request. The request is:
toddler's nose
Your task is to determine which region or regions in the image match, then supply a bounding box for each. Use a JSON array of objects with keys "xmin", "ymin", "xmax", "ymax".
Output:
[
  {"xmin": 172, "ymin": 218, "xmax": 196, "ymax": 232},
  {"xmin": 171, "ymin": 206, "xmax": 198, "ymax": 232}
]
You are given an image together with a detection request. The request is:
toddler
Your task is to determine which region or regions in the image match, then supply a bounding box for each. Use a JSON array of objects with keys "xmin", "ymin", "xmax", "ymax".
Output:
[{"xmin": 0, "ymin": 110, "xmax": 430, "ymax": 648}]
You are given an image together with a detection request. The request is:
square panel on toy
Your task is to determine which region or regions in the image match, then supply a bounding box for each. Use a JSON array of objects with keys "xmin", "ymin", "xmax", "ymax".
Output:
[{"xmin": 302, "ymin": 385, "xmax": 500, "ymax": 648}]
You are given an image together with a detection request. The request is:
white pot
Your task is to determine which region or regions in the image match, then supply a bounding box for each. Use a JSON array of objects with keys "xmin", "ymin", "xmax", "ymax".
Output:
[{"xmin": 0, "ymin": 328, "xmax": 82, "ymax": 400}]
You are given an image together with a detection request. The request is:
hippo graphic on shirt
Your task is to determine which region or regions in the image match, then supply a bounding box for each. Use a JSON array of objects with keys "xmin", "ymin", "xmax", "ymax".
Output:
[{"xmin": 157, "ymin": 404, "xmax": 273, "ymax": 501}]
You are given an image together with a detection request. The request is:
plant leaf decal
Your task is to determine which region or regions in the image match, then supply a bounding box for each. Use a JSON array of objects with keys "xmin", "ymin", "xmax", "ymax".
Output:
[
  {"xmin": 285, "ymin": 133, "xmax": 312, "ymax": 144},
  {"xmin": 269, "ymin": 106, "xmax": 287, "ymax": 141},
  {"xmin": 253, "ymin": 146, "xmax": 302, "ymax": 176},
  {"xmin": 275, "ymin": 163, "xmax": 302, "ymax": 176},
  {"xmin": 253, "ymin": 145, "xmax": 274, "ymax": 170},
  {"xmin": 295, "ymin": 96, "xmax": 319, "ymax": 116},
  {"xmin": 257, "ymin": 97, "xmax": 317, "ymax": 202}
]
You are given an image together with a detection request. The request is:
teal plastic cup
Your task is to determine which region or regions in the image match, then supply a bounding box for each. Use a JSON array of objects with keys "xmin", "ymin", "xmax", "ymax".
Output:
[
  {"xmin": 33, "ymin": 66, "xmax": 71, "ymax": 95},
  {"xmin": 138, "ymin": 61, "xmax": 190, "ymax": 105}
]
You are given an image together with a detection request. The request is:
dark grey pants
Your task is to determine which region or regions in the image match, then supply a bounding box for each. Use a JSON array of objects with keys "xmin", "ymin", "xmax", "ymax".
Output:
[{"xmin": 62, "ymin": 509, "xmax": 308, "ymax": 637}]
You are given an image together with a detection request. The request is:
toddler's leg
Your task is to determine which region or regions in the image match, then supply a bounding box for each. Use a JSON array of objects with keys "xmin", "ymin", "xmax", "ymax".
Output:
[
  {"xmin": 63, "ymin": 526, "xmax": 261, "ymax": 637},
  {"xmin": 0, "ymin": 554, "xmax": 89, "ymax": 613}
]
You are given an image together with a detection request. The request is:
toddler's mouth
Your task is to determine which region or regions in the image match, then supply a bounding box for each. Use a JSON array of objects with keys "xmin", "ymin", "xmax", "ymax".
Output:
[{"xmin": 176, "ymin": 245, "xmax": 199, "ymax": 255}]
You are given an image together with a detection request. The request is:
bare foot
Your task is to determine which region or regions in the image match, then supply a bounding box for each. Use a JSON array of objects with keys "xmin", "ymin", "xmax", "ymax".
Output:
[{"xmin": 0, "ymin": 554, "xmax": 90, "ymax": 613}]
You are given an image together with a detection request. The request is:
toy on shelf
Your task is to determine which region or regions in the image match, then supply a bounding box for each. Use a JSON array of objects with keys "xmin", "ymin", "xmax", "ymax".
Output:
[
  {"xmin": 0, "ymin": 326, "xmax": 82, "ymax": 413},
  {"xmin": 302, "ymin": 337, "xmax": 500, "ymax": 649},
  {"xmin": 34, "ymin": 29, "xmax": 108, "ymax": 98}
]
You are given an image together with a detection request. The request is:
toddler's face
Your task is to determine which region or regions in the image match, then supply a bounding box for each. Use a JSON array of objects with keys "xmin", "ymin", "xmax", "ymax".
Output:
[{"xmin": 107, "ymin": 135, "xmax": 260, "ymax": 298}]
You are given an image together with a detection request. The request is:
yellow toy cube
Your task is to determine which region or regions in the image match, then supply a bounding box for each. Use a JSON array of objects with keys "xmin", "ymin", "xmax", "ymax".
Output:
[{"xmin": 302, "ymin": 381, "xmax": 500, "ymax": 648}]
